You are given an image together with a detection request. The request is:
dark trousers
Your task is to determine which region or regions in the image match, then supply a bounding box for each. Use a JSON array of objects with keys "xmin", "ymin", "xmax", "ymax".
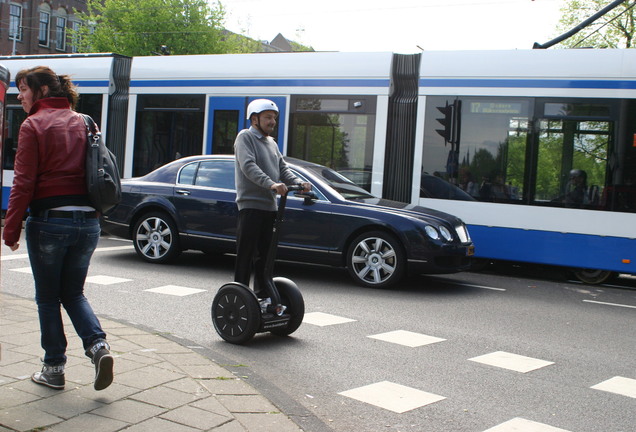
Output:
[
  {"xmin": 234, "ymin": 208, "xmax": 276, "ymax": 296},
  {"xmin": 26, "ymin": 212, "xmax": 106, "ymax": 366}
]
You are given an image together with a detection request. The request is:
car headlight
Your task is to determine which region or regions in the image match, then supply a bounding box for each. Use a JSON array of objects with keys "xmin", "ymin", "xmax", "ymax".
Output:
[
  {"xmin": 439, "ymin": 226, "xmax": 453, "ymax": 241},
  {"xmin": 425, "ymin": 225, "xmax": 439, "ymax": 240}
]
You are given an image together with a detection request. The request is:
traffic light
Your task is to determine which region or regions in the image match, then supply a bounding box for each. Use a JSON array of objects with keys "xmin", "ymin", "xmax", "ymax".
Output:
[{"xmin": 436, "ymin": 99, "xmax": 461, "ymax": 146}]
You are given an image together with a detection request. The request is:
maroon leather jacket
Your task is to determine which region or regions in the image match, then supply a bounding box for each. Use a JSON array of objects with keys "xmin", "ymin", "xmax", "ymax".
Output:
[{"xmin": 3, "ymin": 98, "xmax": 91, "ymax": 247}]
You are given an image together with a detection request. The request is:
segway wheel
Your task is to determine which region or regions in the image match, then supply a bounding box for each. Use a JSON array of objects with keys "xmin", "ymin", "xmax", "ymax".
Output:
[
  {"xmin": 212, "ymin": 283, "xmax": 260, "ymax": 344},
  {"xmin": 270, "ymin": 277, "xmax": 305, "ymax": 336}
]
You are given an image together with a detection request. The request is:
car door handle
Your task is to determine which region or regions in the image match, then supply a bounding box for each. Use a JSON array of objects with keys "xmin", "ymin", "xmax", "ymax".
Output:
[{"xmin": 176, "ymin": 189, "xmax": 191, "ymax": 196}]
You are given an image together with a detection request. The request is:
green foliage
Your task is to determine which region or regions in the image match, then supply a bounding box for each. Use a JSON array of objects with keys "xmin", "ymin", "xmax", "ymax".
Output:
[
  {"xmin": 557, "ymin": 0, "xmax": 636, "ymax": 48},
  {"xmin": 72, "ymin": 0, "xmax": 240, "ymax": 56}
]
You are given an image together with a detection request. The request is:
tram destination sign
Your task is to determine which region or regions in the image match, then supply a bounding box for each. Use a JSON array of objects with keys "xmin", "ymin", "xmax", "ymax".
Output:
[{"xmin": 470, "ymin": 102, "xmax": 523, "ymax": 115}]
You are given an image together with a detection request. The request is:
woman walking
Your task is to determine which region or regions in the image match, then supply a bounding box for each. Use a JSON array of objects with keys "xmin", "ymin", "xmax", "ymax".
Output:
[{"xmin": 2, "ymin": 66, "xmax": 114, "ymax": 391}]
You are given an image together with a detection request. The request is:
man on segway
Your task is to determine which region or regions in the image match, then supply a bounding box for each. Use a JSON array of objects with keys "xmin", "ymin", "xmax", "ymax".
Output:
[{"xmin": 233, "ymin": 99, "xmax": 311, "ymax": 300}]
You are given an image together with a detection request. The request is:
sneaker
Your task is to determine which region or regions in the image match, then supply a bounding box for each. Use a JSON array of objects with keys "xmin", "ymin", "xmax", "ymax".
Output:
[
  {"xmin": 87, "ymin": 339, "xmax": 114, "ymax": 391},
  {"xmin": 32, "ymin": 364, "xmax": 65, "ymax": 390},
  {"xmin": 259, "ymin": 297, "xmax": 272, "ymax": 313}
]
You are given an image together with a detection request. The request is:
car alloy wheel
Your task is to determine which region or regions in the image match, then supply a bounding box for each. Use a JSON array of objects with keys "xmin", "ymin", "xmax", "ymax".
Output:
[
  {"xmin": 347, "ymin": 231, "xmax": 405, "ymax": 288},
  {"xmin": 133, "ymin": 211, "xmax": 181, "ymax": 263}
]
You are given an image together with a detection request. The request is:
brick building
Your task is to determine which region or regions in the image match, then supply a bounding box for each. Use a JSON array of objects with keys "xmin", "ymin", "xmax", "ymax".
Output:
[{"xmin": 0, "ymin": 0, "xmax": 88, "ymax": 56}]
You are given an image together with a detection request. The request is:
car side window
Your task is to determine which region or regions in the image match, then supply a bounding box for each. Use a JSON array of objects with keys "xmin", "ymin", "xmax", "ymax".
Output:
[
  {"xmin": 195, "ymin": 161, "xmax": 235, "ymax": 189},
  {"xmin": 291, "ymin": 170, "xmax": 327, "ymax": 201},
  {"xmin": 177, "ymin": 162, "xmax": 197, "ymax": 185}
]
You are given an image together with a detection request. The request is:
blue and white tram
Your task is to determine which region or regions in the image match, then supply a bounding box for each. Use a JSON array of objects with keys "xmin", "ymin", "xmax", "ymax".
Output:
[
  {"xmin": 1, "ymin": 49, "xmax": 634, "ymax": 283},
  {"xmin": 412, "ymin": 49, "xmax": 636, "ymax": 283}
]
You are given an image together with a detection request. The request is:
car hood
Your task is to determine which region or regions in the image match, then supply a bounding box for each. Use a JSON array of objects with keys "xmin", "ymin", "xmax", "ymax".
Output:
[{"xmin": 346, "ymin": 197, "xmax": 466, "ymax": 225}]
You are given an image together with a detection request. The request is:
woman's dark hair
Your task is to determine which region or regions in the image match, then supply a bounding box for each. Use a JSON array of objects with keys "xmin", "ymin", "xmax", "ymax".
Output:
[{"xmin": 15, "ymin": 66, "xmax": 79, "ymax": 109}]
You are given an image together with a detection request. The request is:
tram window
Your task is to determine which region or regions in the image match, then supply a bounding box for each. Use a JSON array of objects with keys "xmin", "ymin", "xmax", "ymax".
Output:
[
  {"xmin": 3, "ymin": 93, "xmax": 103, "ymax": 170},
  {"xmin": 289, "ymin": 95, "xmax": 376, "ymax": 190},
  {"xmin": 76, "ymin": 94, "xmax": 103, "ymax": 126},
  {"xmin": 422, "ymin": 96, "xmax": 530, "ymax": 203},
  {"xmin": 212, "ymin": 110, "xmax": 239, "ymax": 155},
  {"xmin": 3, "ymin": 97, "xmax": 26, "ymax": 170},
  {"xmin": 134, "ymin": 94, "xmax": 205, "ymax": 176},
  {"xmin": 544, "ymin": 103, "xmax": 611, "ymax": 119},
  {"xmin": 535, "ymin": 116, "xmax": 610, "ymax": 209},
  {"xmin": 601, "ymin": 100, "xmax": 636, "ymax": 213}
]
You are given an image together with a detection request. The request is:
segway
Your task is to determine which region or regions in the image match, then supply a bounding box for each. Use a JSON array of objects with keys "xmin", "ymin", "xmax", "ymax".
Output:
[{"xmin": 211, "ymin": 185, "xmax": 305, "ymax": 344}]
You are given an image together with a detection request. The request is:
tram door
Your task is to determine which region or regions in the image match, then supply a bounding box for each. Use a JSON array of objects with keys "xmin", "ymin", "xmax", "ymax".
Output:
[
  {"xmin": 534, "ymin": 101, "xmax": 612, "ymax": 208},
  {"xmin": 206, "ymin": 96, "xmax": 287, "ymax": 154}
]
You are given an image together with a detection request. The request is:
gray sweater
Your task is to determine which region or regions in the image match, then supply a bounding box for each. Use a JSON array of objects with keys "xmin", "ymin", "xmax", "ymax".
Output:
[{"xmin": 234, "ymin": 126, "xmax": 300, "ymax": 211}]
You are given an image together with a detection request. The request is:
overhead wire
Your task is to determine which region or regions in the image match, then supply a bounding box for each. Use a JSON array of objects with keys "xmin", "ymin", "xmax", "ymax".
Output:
[{"xmin": 570, "ymin": 0, "xmax": 636, "ymax": 47}]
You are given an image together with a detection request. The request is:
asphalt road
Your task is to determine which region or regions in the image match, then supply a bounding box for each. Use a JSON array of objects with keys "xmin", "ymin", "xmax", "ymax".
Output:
[{"xmin": 2, "ymin": 236, "xmax": 635, "ymax": 432}]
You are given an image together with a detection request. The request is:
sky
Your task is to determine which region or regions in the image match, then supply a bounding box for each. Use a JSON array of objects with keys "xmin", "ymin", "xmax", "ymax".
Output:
[{"xmin": 217, "ymin": 0, "xmax": 566, "ymax": 53}]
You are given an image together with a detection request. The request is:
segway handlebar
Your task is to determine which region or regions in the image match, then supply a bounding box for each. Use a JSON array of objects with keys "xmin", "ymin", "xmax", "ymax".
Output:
[{"xmin": 286, "ymin": 184, "xmax": 305, "ymax": 193}]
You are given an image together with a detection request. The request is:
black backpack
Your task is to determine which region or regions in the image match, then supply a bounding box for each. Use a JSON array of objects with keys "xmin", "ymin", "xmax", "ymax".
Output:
[{"xmin": 81, "ymin": 115, "xmax": 122, "ymax": 214}]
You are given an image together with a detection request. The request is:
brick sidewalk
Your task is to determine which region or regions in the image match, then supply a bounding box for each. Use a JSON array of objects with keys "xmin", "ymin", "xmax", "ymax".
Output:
[{"xmin": 0, "ymin": 293, "xmax": 302, "ymax": 432}]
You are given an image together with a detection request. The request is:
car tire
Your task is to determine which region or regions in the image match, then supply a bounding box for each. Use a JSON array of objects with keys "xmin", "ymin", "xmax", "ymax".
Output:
[
  {"xmin": 346, "ymin": 231, "xmax": 405, "ymax": 289},
  {"xmin": 572, "ymin": 268, "xmax": 617, "ymax": 285},
  {"xmin": 133, "ymin": 211, "xmax": 181, "ymax": 263}
]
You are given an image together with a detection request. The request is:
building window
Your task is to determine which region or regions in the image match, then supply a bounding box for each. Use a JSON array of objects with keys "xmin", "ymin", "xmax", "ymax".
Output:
[
  {"xmin": 39, "ymin": 10, "xmax": 50, "ymax": 46},
  {"xmin": 56, "ymin": 17, "xmax": 66, "ymax": 51},
  {"xmin": 70, "ymin": 20, "xmax": 81, "ymax": 53},
  {"xmin": 9, "ymin": 4, "xmax": 22, "ymax": 41}
]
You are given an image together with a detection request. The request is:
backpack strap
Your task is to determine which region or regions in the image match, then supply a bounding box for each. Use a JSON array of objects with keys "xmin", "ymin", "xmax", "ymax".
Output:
[{"xmin": 80, "ymin": 114, "xmax": 98, "ymax": 135}]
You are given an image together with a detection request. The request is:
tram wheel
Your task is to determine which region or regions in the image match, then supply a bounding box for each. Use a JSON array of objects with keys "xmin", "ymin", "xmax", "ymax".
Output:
[
  {"xmin": 269, "ymin": 277, "xmax": 304, "ymax": 336},
  {"xmin": 211, "ymin": 283, "xmax": 260, "ymax": 344},
  {"xmin": 572, "ymin": 268, "xmax": 617, "ymax": 285}
]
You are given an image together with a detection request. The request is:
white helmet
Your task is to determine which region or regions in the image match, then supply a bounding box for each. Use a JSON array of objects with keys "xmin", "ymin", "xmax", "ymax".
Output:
[{"xmin": 246, "ymin": 99, "xmax": 278, "ymax": 120}]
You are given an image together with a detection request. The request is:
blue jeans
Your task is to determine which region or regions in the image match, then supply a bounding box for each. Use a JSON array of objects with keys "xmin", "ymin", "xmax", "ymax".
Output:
[{"xmin": 26, "ymin": 212, "xmax": 106, "ymax": 366}]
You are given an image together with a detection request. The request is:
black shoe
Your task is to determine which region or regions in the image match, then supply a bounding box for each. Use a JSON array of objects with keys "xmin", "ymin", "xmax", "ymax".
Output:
[
  {"xmin": 87, "ymin": 339, "xmax": 114, "ymax": 391},
  {"xmin": 32, "ymin": 364, "xmax": 65, "ymax": 390}
]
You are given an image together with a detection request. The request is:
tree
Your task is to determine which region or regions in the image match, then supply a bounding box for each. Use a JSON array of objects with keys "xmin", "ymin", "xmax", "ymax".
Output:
[
  {"xmin": 73, "ymin": 0, "xmax": 246, "ymax": 56},
  {"xmin": 556, "ymin": 0, "xmax": 636, "ymax": 48}
]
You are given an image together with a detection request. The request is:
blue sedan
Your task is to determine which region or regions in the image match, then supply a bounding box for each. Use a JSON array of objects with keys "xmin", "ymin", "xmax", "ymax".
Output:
[{"xmin": 101, "ymin": 155, "xmax": 474, "ymax": 288}]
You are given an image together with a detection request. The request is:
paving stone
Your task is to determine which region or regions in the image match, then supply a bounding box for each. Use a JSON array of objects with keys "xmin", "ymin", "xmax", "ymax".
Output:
[
  {"xmin": 190, "ymin": 395, "xmax": 233, "ymax": 417},
  {"xmin": 0, "ymin": 404, "xmax": 63, "ymax": 432},
  {"xmin": 0, "ymin": 383, "xmax": 42, "ymax": 408},
  {"xmin": 106, "ymin": 338, "xmax": 144, "ymax": 354},
  {"xmin": 199, "ymin": 378, "xmax": 259, "ymax": 395},
  {"xmin": 45, "ymin": 413, "xmax": 129, "ymax": 432},
  {"xmin": 120, "ymin": 416, "xmax": 200, "ymax": 432},
  {"xmin": 107, "ymin": 326, "xmax": 149, "ymax": 337},
  {"xmin": 0, "ymin": 348, "xmax": 31, "ymax": 365},
  {"xmin": 164, "ymin": 377, "xmax": 211, "ymax": 396},
  {"xmin": 74, "ymin": 380, "xmax": 141, "ymax": 401},
  {"xmin": 121, "ymin": 333, "xmax": 175, "ymax": 347},
  {"xmin": 90, "ymin": 399, "xmax": 167, "ymax": 423},
  {"xmin": 234, "ymin": 413, "xmax": 302, "ymax": 432},
  {"xmin": 178, "ymin": 364, "xmax": 236, "ymax": 379},
  {"xmin": 160, "ymin": 404, "xmax": 231, "ymax": 430},
  {"xmin": 216, "ymin": 394, "xmax": 279, "ymax": 413},
  {"xmin": 116, "ymin": 364, "xmax": 185, "ymax": 390},
  {"xmin": 28, "ymin": 390, "xmax": 106, "ymax": 419},
  {"xmin": 160, "ymin": 352, "xmax": 213, "ymax": 366},
  {"xmin": 213, "ymin": 419, "xmax": 249, "ymax": 432},
  {"xmin": 129, "ymin": 385, "xmax": 204, "ymax": 409},
  {"xmin": 0, "ymin": 360, "xmax": 39, "ymax": 380}
]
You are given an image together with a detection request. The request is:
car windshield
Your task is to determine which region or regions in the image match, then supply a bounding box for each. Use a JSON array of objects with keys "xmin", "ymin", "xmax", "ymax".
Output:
[{"xmin": 303, "ymin": 165, "xmax": 374, "ymax": 199}]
